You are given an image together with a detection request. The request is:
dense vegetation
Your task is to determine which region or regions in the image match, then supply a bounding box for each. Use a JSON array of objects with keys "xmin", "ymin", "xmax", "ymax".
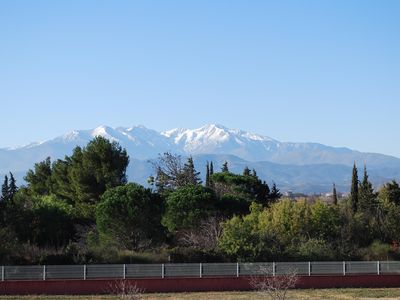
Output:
[{"xmin": 1, "ymin": 137, "xmax": 400, "ymax": 265}]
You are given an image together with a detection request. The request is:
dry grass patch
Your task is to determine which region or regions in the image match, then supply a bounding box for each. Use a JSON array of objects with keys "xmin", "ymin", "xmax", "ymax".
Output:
[{"xmin": 2, "ymin": 289, "xmax": 400, "ymax": 300}]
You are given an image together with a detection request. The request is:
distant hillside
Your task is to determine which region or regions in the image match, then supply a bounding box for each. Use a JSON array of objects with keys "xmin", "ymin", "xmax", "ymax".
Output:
[{"xmin": 1, "ymin": 124, "xmax": 400, "ymax": 193}]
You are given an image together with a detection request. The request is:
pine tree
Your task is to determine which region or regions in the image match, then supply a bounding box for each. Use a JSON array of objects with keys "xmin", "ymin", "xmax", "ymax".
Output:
[
  {"xmin": 332, "ymin": 183, "xmax": 338, "ymax": 205},
  {"xmin": 359, "ymin": 165, "xmax": 375, "ymax": 211},
  {"xmin": 251, "ymin": 169, "xmax": 257, "ymax": 177},
  {"xmin": 350, "ymin": 162, "xmax": 359, "ymax": 213},
  {"xmin": 8, "ymin": 172, "xmax": 17, "ymax": 202},
  {"xmin": 205, "ymin": 161, "xmax": 210, "ymax": 187},
  {"xmin": 270, "ymin": 182, "xmax": 281, "ymax": 202},
  {"xmin": 243, "ymin": 166, "xmax": 251, "ymax": 176},
  {"xmin": 182, "ymin": 156, "xmax": 201, "ymax": 185},
  {"xmin": 209, "ymin": 161, "xmax": 214, "ymax": 175},
  {"xmin": 1, "ymin": 175, "xmax": 9, "ymax": 203},
  {"xmin": 221, "ymin": 161, "xmax": 229, "ymax": 173}
]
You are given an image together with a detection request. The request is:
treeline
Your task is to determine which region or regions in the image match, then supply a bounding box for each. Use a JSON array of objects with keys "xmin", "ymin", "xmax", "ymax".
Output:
[{"xmin": 1, "ymin": 137, "xmax": 400, "ymax": 264}]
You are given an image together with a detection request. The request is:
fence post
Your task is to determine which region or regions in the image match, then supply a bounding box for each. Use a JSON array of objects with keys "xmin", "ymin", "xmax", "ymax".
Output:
[
  {"xmin": 272, "ymin": 262, "xmax": 276, "ymax": 276},
  {"xmin": 377, "ymin": 261, "xmax": 380, "ymax": 275},
  {"xmin": 343, "ymin": 261, "xmax": 346, "ymax": 276},
  {"xmin": 43, "ymin": 265, "xmax": 46, "ymax": 281},
  {"xmin": 308, "ymin": 262, "xmax": 311, "ymax": 276},
  {"xmin": 162, "ymin": 264, "xmax": 165, "ymax": 279},
  {"xmin": 83, "ymin": 265, "xmax": 87, "ymax": 280},
  {"xmin": 236, "ymin": 262, "xmax": 239, "ymax": 277},
  {"xmin": 1, "ymin": 266, "xmax": 4, "ymax": 281},
  {"xmin": 123, "ymin": 264, "xmax": 126, "ymax": 279},
  {"xmin": 199, "ymin": 263, "xmax": 202, "ymax": 278}
]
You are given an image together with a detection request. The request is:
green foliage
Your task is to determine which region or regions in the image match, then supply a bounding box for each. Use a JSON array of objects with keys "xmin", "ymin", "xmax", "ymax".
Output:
[
  {"xmin": 1, "ymin": 175, "xmax": 9, "ymax": 202},
  {"xmin": 379, "ymin": 180, "xmax": 400, "ymax": 205},
  {"xmin": 221, "ymin": 161, "xmax": 229, "ymax": 172},
  {"xmin": 350, "ymin": 162, "xmax": 359, "ymax": 213},
  {"xmin": 30, "ymin": 195, "xmax": 75, "ymax": 248},
  {"xmin": 359, "ymin": 166, "xmax": 376, "ymax": 212},
  {"xmin": 332, "ymin": 183, "xmax": 338, "ymax": 205},
  {"xmin": 68, "ymin": 137, "xmax": 129, "ymax": 215},
  {"xmin": 150, "ymin": 153, "xmax": 201, "ymax": 193},
  {"xmin": 162, "ymin": 184, "xmax": 216, "ymax": 232},
  {"xmin": 360, "ymin": 240, "xmax": 391, "ymax": 261},
  {"xmin": 96, "ymin": 183, "xmax": 164, "ymax": 250},
  {"xmin": 218, "ymin": 203, "xmax": 264, "ymax": 261},
  {"xmin": 211, "ymin": 171, "xmax": 273, "ymax": 212},
  {"xmin": 309, "ymin": 201, "xmax": 341, "ymax": 241},
  {"xmin": 0, "ymin": 226, "xmax": 19, "ymax": 264},
  {"xmin": 24, "ymin": 157, "xmax": 53, "ymax": 196},
  {"xmin": 298, "ymin": 238, "xmax": 335, "ymax": 260},
  {"xmin": 25, "ymin": 137, "xmax": 129, "ymax": 218},
  {"xmin": 182, "ymin": 156, "xmax": 202, "ymax": 185}
]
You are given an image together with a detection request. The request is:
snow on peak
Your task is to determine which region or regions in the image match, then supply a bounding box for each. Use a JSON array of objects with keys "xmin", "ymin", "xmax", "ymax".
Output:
[
  {"xmin": 62, "ymin": 130, "xmax": 80, "ymax": 141},
  {"xmin": 90, "ymin": 126, "xmax": 120, "ymax": 142}
]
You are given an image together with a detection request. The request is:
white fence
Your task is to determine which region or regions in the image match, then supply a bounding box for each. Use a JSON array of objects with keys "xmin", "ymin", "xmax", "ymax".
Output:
[{"xmin": 1, "ymin": 261, "xmax": 400, "ymax": 281}]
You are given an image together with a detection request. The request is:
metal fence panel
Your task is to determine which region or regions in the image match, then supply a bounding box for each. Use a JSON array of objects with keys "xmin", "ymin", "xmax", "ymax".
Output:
[
  {"xmin": 276, "ymin": 262, "xmax": 309, "ymax": 275},
  {"xmin": 3, "ymin": 261, "xmax": 400, "ymax": 280},
  {"xmin": 346, "ymin": 261, "xmax": 377, "ymax": 274},
  {"xmin": 86, "ymin": 264, "xmax": 123, "ymax": 279},
  {"xmin": 5, "ymin": 266, "xmax": 43, "ymax": 280},
  {"xmin": 46, "ymin": 265, "xmax": 84, "ymax": 280},
  {"xmin": 202, "ymin": 263, "xmax": 236, "ymax": 277},
  {"xmin": 165, "ymin": 263, "xmax": 200, "ymax": 277},
  {"xmin": 311, "ymin": 261, "xmax": 343, "ymax": 275},
  {"xmin": 126, "ymin": 264, "xmax": 162, "ymax": 278},
  {"xmin": 239, "ymin": 262, "xmax": 274, "ymax": 276},
  {"xmin": 381, "ymin": 261, "xmax": 400, "ymax": 274}
]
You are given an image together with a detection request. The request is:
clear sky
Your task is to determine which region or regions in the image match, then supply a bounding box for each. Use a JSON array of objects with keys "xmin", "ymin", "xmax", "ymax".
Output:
[{"xmin": 1, "ymin": 1, "xmax": 399, "ymax": 157}]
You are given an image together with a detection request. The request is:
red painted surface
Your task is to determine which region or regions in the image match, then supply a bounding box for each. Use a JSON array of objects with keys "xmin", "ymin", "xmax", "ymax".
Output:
[{"xmin": 1, "ymin": 275, "xmax": 400, "ymax": 295}]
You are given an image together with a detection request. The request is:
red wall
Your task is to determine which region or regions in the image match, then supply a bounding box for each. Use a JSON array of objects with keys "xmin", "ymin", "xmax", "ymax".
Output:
[{"xmin": 1, "ymin": 275, "xmax": 400, "ymax": 295}]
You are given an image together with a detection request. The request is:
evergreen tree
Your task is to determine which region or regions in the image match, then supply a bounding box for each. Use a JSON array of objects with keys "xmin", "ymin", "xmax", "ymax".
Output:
[
  {"xmin": 210, "ymin": 161, "xmax": 214, "ymax": 175},
  {"xmin": 350, "ymin": 162, "xmax": 359, "ymax": 213},
  {"xmin": 182, "ymin": 156, "xmax": 201, "ymax": 185},
  {"xmin": 1, "ymin": 175, "xmax": 9, "ymax": 203},
  {"xmin": 359, "ymin": 165, "xmax": 376, "ymax": 211},
  {"xmin": 332, "ymin": 183, "xmax": 338, "ymax": 205},
  {"xmin": 8, "ymin": 172, "xmax": 17, "ymax": 202},
  {"xmin": 205, "ymin": 161, "xmax": 210, "ymax": 187},
  {"xmin": 251, "ymin": 169, "xmax": 257, "ymax": 177},
  {"xmin": 243, "ymin": 166, "xmax": 251, "ymax": 176},
  {"xmin": 270, "ymin": 182, "xmax": 282, "ymax": 202},
  {"xmin": 24, "ymin": 157, "xmax": 53, "ymax": 196},
  {"xmin": 221, "ymin": 161, "xmax": 229, "ymax": 173},
  {"xmin": 379, "ymin": 180, "xmax": 400, "ymax": 205}
]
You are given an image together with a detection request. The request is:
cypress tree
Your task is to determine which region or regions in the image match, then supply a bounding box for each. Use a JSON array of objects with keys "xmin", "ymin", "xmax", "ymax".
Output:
[
  {"xmin": 350, "ymin": 162, "xmax": 359, "ymax": 213},
  {"xmin": 209, "ymin": 161, "xmax": 214, "ymax": 175},
  {"xmin": 209, "ymin": 161, "xmax": 214, "ymax": 189},
  {"xmin": 332, "ymin": 183, "xmax": 338, "ymax": 205},
  {"xmin": 1, "ymin": 175, "xmax": 9, "ymax": 203},
  {"xmin": 205, "ymin": 161, "xmax": 210, "ymax": 187}
]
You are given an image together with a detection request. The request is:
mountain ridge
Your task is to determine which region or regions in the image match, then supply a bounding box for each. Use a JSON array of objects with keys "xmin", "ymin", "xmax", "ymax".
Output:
[{"xmin": 1, "ymin": 124, "xmax": 399, "ymax": 193}]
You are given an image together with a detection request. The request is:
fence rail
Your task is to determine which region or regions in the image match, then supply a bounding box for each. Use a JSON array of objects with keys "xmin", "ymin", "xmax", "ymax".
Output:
[{"xmin": 1, "ymin": 261, "xmax": 400, "ymax": 281}]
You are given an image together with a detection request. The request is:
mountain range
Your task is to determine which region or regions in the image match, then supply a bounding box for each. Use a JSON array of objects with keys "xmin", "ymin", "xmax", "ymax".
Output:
[{"xmin": 1, "ymin": 124, "xmax": 400, "ymax": 194}]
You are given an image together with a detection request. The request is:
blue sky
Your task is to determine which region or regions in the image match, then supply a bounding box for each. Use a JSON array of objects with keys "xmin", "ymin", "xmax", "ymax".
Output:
[{"xmin": 1, "ymin": 1, "xmax": 399, "ymax": 157}]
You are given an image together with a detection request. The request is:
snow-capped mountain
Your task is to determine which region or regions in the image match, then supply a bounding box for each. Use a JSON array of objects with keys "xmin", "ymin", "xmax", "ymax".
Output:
[{"xmin": 1, "ymin": 124, "xmax": 400, "ymax": 193}]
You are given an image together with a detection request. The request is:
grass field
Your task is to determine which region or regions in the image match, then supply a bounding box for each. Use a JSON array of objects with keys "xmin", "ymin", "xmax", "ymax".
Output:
[{"xmin": 2, "ymin": 289, "xmax": 400, "ymax": 300}]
